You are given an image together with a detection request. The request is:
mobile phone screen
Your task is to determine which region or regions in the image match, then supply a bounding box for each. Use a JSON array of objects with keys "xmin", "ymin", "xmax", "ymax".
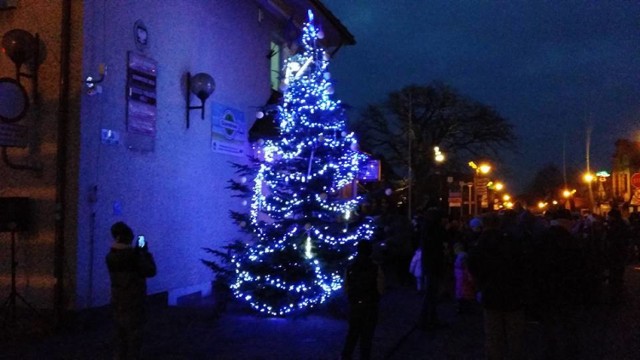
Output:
[{"xmin": 137, "ymin": 235, "xmax": 146, "ymax": 248}]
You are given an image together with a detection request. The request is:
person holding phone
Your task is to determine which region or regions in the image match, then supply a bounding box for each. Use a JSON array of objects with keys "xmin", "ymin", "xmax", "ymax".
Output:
[{"xmin": 106, "ymin": 221, "xmax": 157, "ymax": 360}]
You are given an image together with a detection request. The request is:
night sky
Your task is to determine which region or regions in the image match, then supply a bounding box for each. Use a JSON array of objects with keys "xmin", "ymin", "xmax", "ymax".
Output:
[{"xmin": 322, "ymin": 1, "xmax": 640, "ymax": 193}]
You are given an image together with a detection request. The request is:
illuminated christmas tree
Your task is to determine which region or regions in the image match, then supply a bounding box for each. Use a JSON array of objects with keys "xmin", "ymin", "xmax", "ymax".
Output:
[{"xmin": 204, "ymin": 11, "xmax": 374, "ymax": 316}]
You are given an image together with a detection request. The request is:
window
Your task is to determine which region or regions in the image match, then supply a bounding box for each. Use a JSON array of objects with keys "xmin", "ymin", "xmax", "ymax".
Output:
[
  {"xmin": 269, "ymin": 42, "xmax": 281, "ymax": 91},
  {"xmin": 269, "ymin": 41, "xmax": 295, "ymax": 91}
]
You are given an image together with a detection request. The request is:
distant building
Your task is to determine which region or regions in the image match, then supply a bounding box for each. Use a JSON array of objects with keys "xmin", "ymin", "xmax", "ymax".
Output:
[
  {"xmin": 0, "ymin": 0, "xmax": 354, "ymax": 313},
  {"xmin": 611, "ymin": 139, "xmax": 640, "ymax": 211}
]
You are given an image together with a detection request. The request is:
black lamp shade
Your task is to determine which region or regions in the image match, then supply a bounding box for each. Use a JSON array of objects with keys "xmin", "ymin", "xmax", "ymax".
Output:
[
  {"xmin": 190, "ymin": 72, "xmax": 215, "ymax": 101},
  {"xmin": 2, "ymin": 29, "xmax": 35, "ymax": 66}
]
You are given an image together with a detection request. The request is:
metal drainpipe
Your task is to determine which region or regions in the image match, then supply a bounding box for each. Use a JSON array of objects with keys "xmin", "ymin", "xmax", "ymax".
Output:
[{"xmin": 54, "ymin": 0, "xmax": 72, "ymax": 326}]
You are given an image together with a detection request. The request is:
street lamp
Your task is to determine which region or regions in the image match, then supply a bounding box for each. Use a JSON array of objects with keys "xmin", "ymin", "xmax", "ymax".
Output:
[
  {"xmin": 434, "ymin": 146, "xmax": 445, "ymax": 163},
  {"xmin": 489, "ymin": 181, "xmax": 506, "ymax": 210},
  {"xmin": 460, "ymin": 181, "xmax": 474, "ymax": 216},
  {"xmin": 479, "ymin": 163, "xmax": 491, "ymax": 175},
  {"xmin": 433, "ymin": 146, "xmax": 446, "ymax": 208},
  {"xmin": 583, "ymin": 171, "xmax": 596, "ymax": 214},
  {"xmin": 469, "ymin": 161, "xmax": 492, "ymax": 215},
  {"xmin": 583, "ymin": 172, "xmax": 594, "ymax": 183},
  {"xmin": 562, "ymin": 188, "xmax": 576, "ymax": 210}
]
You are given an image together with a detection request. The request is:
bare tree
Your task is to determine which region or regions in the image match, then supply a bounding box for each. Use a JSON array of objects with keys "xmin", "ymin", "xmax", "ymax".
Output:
[
  {"xmin": 526, "ymin": 164, "xmax": 565, "ymax": 202},
  {"xmin": 352, "ymin": 82, "xmax": 516, "ymax": 210}
]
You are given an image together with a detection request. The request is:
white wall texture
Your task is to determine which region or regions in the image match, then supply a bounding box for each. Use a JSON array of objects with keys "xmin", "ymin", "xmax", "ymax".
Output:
[{"xmin": 76, "ymin": 0, "xmax": 275, "ymax": 308}]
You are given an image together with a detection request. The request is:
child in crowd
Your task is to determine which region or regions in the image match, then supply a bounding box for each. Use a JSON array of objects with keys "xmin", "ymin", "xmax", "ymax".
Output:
[
  {"xmin": 453, "ymin": 242, "xmax": 476, "ymax": 313},
  {"xmin": 409, "ymin": 247, "xmax": 424, "ymax": 293}
]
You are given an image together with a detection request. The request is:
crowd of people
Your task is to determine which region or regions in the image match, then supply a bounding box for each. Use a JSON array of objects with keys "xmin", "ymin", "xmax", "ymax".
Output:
[{"xmin": 368, "ymin": 203, "xmax": 635, "ymax": 359}]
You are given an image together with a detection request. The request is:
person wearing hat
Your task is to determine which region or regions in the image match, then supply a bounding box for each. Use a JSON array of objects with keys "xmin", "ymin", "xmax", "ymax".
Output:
[
  {"xmin": 464, "ymin": 217, "xmax": 483, "ymax": 249},
  {"xmin": 469, "ymin": 217, "xmax": 483, "ymax": 231}
]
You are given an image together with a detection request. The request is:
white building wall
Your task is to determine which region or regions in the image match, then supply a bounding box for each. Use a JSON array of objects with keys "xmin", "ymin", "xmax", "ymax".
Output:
[{"xmin": 77, "ymin": 0, "xmax": 275, "ymax": 308}]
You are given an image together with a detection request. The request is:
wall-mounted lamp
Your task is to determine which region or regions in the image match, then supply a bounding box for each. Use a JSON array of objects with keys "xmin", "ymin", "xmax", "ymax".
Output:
[
  {"xmin": 2, "ymin": 29, "xmax": 35, "ymax": 67},
  {"xmin": 2, "ymin": 28, "xmax": 42, "ymax": 101},
  {"xmin": 84, "ymin": 63, "xmax": 107, "ymax": 96},
  {"xmin": 185, "ymin": 72, "xmax": 215, "ymax": 128}
]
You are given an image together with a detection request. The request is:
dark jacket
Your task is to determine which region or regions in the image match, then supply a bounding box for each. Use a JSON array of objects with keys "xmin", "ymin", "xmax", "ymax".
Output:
[
  {"xmin": 468, "ymin": 228, "xmax": 525, "ymax": 311},
  {"xmin": 419, "ymin": 214, "xmax": 447, "ymax": 278},
  {"xmin": 604, "ymin": 217, "xmax": 630, "ymax": 268},
  {"xmin": 533, "ymin": 223, "xmax": 588, "ymax": 309},
  {"xmin": 106, "ymin": 243, "xmax": 157, "ymax": 312},
  {"xmin": 344, "ymin": 257, "xmax": 384, "ymax": 304}
]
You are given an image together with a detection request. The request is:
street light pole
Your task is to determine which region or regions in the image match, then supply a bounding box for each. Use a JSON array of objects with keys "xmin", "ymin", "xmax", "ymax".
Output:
[
  {"xmin": 585, "ymin": 126, "xmax": 596, "ymax": 214},
  {"xmin": 467, "ymin": 182, "xmax": 473, "ymax": 216},
  {"xmin": 407, "ymin": 92, "xmax": 412, "ymax": 222},
  {"xmin": 434, "ymin": 146, "xmax": 445, "ymax": 208},
  {"xmin": 473, "ymin": 171, "xmax": 478, "ymax": 216}
]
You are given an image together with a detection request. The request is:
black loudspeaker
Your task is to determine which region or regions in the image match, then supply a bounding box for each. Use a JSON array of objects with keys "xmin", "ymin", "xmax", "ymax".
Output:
[{"xmin": 0, "ymin": 197, "xmax": 30, "ymax": 232}]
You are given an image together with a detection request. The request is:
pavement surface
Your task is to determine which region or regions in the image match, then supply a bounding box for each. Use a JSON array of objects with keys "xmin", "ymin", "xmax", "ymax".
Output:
[{"xmin": 2, "ymin": 265, "xmax": 640, "ymax": 359}]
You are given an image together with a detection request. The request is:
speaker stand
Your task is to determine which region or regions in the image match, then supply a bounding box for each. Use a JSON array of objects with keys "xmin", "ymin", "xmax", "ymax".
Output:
[{"xmin": 1, "ymin": 230, "xmax": 42, "ymax": 329}]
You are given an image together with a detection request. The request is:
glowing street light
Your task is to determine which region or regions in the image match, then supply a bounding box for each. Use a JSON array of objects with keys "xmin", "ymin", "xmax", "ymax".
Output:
[
  {"xmin": 479, "ymin": 163, "xmax": 491, "ymax": 174},
  {"xmin": 434, "ymin": 146, "xmax": 445, "ymax": 163},
  {"xmin": 470, "ymin": 161, "xmax": 492, "ymax": 174},
  {"xmin": 583, "ymin": 172, "xmax": 595, "ymax": 183}
]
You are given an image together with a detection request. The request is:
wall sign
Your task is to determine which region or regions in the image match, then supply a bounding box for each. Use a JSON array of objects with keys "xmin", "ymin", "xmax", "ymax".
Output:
[
  {"xmin": 126, "ymin": 51, "xmax": 157, "ymax": 137},
  {"xmin": 211, "ymin": 103, "xmax": 246, "ymax": 156}
]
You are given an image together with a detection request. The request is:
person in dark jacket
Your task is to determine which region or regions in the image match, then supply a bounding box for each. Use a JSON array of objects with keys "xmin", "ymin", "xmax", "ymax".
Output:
[
  {"xmin": 468, "ymin": 212, "xmax": 525, "ymax": 360},
  {"xmin": 603, "ymin": 208, "xmax": 630, "ymax": 303},
  {"xmin": 533, "ymin": 208, "xmax": 588, "ymax": 359},
  {"xmin": 106, "ymin": 222, "xmax": 157, "ymax": 360},
  {"xmin": 417, "ymin": 207, "xmax": 447, "ymax": 330},
  {"xmin": 341, "ymin": 240, "xmax": 384, "ymax": 360}
]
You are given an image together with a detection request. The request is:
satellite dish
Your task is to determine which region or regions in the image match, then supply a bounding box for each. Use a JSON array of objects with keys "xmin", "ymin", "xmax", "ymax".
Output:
[{"xmin": 0, "ymin": 77, "xmax": 29, "ymax": 123}]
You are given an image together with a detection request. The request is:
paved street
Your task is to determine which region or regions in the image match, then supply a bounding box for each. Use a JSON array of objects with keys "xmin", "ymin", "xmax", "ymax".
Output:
[{"xmin": 2, "ymin": 265, "xmax": 640, "ymax": 359}]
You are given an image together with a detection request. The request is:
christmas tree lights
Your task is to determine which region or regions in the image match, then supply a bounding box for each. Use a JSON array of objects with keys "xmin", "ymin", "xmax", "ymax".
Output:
[{"xmin": 206, "ymin": 10, "xmax": 374, "ymax": 316}]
